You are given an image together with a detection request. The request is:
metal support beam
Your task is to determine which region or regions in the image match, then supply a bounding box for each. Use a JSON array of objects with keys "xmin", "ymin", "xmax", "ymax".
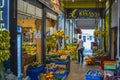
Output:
[
  {"xmin": 118, "ymin": 0, "xmax": 120, "ymax": 57},
  {"xmin": 41, "ymin": 5, "xmax": 46, "ymax": 63},
  {"xmin": 9, "ymin": 0, "xmax": 18, "ymax": 76},
  {"xmin": 62, "ymin": 1, "xmax": 105, "ymax": 8}
]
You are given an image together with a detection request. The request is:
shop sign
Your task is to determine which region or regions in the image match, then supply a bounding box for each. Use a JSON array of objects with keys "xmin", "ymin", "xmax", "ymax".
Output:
[
  {"xmin": 0, "ymin": 0, "xmax": 9, "ymax": 29},
  {"xmin": 38, "ymin": 0, "xmax": 60, "ymax": 13},
  {"xmin": 104, "ymin": 61, "xmax": 116, "ymax": 70},
  {"xmin": 50, "ymin": 0, "xmax": 60, "ymax": 12},
  {"xmin": 66, "ymin": 8, "xmax": 103, "ymax": 19}
]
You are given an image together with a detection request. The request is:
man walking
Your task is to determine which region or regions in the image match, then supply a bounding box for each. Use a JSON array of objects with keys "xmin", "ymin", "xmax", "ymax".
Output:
[{"xmin": 77, "ymin": 35, "xmax": 84, "ymax": 64}]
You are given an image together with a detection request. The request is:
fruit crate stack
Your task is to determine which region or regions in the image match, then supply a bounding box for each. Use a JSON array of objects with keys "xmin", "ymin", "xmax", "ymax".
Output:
[
  {"xmin": 85, "ymin": 70, "xmax": 103, "ymax": 80},
  {"xmin": 45, "ymin": 55, "xmax": 70, "ymax": 79}
]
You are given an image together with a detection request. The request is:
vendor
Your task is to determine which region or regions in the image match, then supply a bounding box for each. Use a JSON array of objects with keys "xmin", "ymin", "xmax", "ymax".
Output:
[{"xmin": 34, "ymin": 19, "xmax": 42, "ymax": 62}]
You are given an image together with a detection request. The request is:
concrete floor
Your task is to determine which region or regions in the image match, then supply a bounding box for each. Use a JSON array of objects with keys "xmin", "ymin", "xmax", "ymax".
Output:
[{"xmin": 66, "ymin": 60, "xmax": 101, "ymax": 80}]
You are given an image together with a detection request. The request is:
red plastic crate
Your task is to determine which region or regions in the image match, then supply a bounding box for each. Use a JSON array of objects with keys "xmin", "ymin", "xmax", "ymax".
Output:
[{"xmin": 100, "ymin": 59, "xmax": 115, "ymax": 70}]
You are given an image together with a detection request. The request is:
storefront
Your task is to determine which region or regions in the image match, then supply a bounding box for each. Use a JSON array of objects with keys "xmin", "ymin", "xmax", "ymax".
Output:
[
  {"xmin": 7, "ymin": 0, "xmax": 59, "ymax": 78},
  {"xmin": 17, "ymin": 0, "xmax": 43, "ymax": 77},
  {"xmin": 0, "ymin": 0, "xmax": 11, "ymax": 79}
]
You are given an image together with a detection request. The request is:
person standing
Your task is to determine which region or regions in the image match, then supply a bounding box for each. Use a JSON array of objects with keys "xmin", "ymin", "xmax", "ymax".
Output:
[
  {"xmin": 77, "ymin": 35, "xmax": 84, "ymax": 64},
  {"xmin": 34, "ymin": 19, "xmax": 41, "ymax": 62}
]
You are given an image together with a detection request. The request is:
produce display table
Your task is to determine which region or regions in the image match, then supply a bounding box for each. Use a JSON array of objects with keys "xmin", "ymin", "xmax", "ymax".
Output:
[
  {"xmin": 27, "ymin": 64, "xmax": 44, "ymax": 80},
  {"xmin": 45, "ymin": 55, "xmax": 70, "ymax": 79}
]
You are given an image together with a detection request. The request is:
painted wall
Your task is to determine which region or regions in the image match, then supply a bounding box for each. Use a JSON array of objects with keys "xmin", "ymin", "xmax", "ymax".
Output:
[
  {"xmin": 111, "ymin": 2, "xmax": 118, "ymax": 28},
  {"xmin": 18, "ymin": 0, "xmax": 42, "ymax": 18}
]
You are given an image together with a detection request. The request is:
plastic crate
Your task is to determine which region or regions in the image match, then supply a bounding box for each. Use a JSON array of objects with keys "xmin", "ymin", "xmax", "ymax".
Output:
[
  {"xmin": 43, "ymin": 67, "xmax": 58, "ymax": 73},
  {"xmin": 55, "ymin": 61, "xmax": 68, "ymax": 65},
  {"xmin": 100, "ymin": 59, "xmax": 115, "ymax": 70},
  {"xmin": 54, "ymin": 70, "xmax": 67, "ymax": 78},
  {"xmin": 85, "ymin": 70, "xmax": 103, "ymax": 80},
  {"xmin": 27, "ymin": 64, "xmax": 44, "ymax": 80},
  {"xmin": 45, "ymin": 60, "xmax": 55, "ymax": 64}
]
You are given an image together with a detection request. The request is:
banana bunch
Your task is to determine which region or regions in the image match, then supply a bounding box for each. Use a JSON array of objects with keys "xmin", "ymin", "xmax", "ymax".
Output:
[
  {"xmin": 85, "ymin": 57, "xmax": 94, "ymax": 65},
  {"xmin": 0, "ymin": 42, "xmax": 10, "ymax": 49},
  {"xmin": 55, "ymin": 30, "xmax": 64, "ymax": 39},
  {"xmin": 67, "ymin": 44, "xmax": 77, "ymax": 51},
  {"xmin": 55, "ymin": 50, "xmax": 69, "ymax": 56},
  {"xmin": 0, "ymin": 30, "xmax": 10, "ymax": 42},
  {"xmin": 93, "ymin": 49, "xmax": 108, "ymax": 59},
  {"xmin": 46, "ymin": 34, "xmax": 58, "ymax": 52},
  {"xmin": 70, "ymin": 46, "xmax": 77, "ymax": 51},
  {"xmin": 0, "ymin": 50, "xmax": 10, "ymax": 63},
  {"xmin": 30, "ymin": 61, "xmax": 41, "ymax": 67},
  {"xmin": 65, "ymin": 35, "xmax": 69, "ymax": 40},
  {"xmin": 0, "ymin": 29, "xmax": 10, "ymax": 63}
]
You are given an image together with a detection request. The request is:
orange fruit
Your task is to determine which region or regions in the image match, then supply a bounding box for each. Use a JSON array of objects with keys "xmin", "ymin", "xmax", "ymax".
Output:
[
  {"xmin": 49, "ymin": 75, "xmax": 53, "ymax": 78},
  {"xmin": 49, "ymin": 72, "xmax": 53, "ymax": 75}
]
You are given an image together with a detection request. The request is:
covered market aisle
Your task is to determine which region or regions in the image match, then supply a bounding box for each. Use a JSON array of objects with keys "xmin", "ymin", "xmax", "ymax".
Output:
[{"xmin": 1, "ymin": 0, "xmax": 120, "ymax": 80}]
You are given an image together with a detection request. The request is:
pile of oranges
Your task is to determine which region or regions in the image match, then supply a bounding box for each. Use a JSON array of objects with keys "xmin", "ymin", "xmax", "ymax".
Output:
[{"xmin": 44, "ymin": 72, "xmax": 54, "ymax": 80}]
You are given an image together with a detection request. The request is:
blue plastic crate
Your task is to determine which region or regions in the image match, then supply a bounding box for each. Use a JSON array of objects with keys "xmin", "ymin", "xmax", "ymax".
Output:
[
  {"xmin": 45, "ymin": 60, "xmax": 55, "ymax": 64},
  {"xmin": 43, "ymin": 67, "xmax": 58, "ymax": 73},
  {"xmin": 54, "ymin": 70, "xmax": 67, "ymax": 78},
  {"xmin": 50, "ymin": 55, "xmax": 60, "ymax": 58},
  {"xmin": 27, "ymin": 64, "xmax": 44, "ymax": 71},
  {"xmin": 55, "ymin": 61, "xmax": 68, "ymax": 65},
  {"xmin": 85, "ymin": 70, "xmax": 103, "ymax": 80},
  {"xmin": 27, "ymin": 64, "xmax": 44, "ymax": 80}
]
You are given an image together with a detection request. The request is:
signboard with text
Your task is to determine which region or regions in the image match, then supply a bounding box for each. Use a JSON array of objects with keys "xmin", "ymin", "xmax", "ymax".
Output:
[
  {"xmin": 0, "ymin": 0, "xmax": 9, "ymax": 29},
  {"xmin": 104, "ymin": 61, "xmax": 116, "ymax": 70},
  {"xmin": 66, "ymin": 8, "xmax": 104, "ymax": 19}
]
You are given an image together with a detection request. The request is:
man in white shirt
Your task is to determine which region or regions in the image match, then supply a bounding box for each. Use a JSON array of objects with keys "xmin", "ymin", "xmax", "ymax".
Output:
[{"xmin": 77, "ymin": 35, "xmax": 84, "ymax": 64}]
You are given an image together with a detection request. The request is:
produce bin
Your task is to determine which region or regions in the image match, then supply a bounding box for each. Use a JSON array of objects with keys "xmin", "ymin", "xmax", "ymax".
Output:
[
  {"xmin": 54, "ymin": 70, "xmax": 67, "ymax": 78},
  {"xmin": 45, "ymin": 60, "xmax": 55, "ymax": 64},
  {"xmin": 43, "ymin": 66, "xmax": 58, "ymax": 73},
  {"xmin": 55, "ymin": 61, "xmax": 68, "ymax": 65},
  {"xmin": 85, "ymin": 70, "xmax": 103, "ymax": 80},
  {"xmin": 27, "ymin": 64, "xmax": 44, "ymax": 80}
]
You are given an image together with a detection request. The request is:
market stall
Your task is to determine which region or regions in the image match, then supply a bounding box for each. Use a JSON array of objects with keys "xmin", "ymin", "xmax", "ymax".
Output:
[{"xmin": 17, "ymin": 14, "xmax": 42, "ymax": 76}]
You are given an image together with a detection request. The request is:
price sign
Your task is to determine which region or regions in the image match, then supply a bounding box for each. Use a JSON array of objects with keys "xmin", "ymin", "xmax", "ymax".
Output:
[{"xmin": 104, "ymin": 61, "xmax": 116, "ymax": 70}]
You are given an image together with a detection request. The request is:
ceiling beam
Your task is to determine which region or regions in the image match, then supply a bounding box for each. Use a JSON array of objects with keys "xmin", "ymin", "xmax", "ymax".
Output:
[{"xmin": 61, "ymin": 1, "xmax": 105, "ymax": 8}]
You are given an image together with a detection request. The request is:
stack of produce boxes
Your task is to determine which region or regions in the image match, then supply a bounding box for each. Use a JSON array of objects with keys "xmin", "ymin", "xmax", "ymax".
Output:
[{"xmin": 44, "ymin": 54, "xmax": 70, "ymax": 80}]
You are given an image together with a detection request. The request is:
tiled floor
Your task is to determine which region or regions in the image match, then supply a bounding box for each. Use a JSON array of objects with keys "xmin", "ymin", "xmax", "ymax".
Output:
[{"xmin": 66, "ymin": 60, "xmax": 101, "ymax": 80}]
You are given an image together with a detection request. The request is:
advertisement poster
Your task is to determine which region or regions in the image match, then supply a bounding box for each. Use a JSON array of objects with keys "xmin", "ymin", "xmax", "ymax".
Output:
[{"xmin": 0, "ymin": 0, "xmax": 9, "ymax": 29}]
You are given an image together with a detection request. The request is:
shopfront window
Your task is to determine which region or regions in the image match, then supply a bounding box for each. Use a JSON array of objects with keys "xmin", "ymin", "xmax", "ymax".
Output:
[{"xmin": 17, "ymin": 0, "xmax": 42, "ymax": 76}]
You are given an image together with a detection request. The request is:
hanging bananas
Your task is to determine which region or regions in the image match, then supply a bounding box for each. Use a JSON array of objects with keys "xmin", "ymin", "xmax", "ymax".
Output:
[{"xmin": 0, "ymin": 29, "xmax": 10, "ymax": 63}]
